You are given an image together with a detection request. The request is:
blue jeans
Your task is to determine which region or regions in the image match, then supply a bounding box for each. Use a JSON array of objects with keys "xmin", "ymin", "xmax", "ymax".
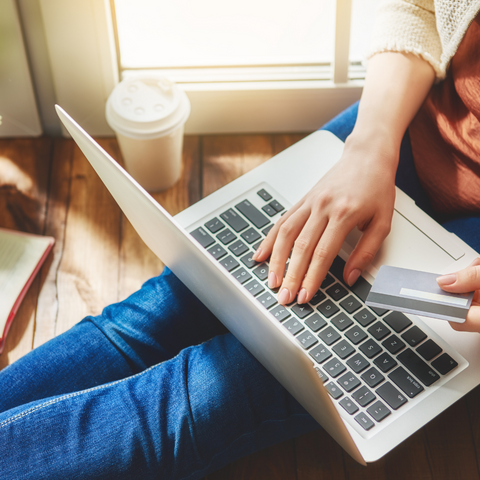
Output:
[{"xmin": 1, "ymin": 105, "xmax": 480, "ymax": 479}]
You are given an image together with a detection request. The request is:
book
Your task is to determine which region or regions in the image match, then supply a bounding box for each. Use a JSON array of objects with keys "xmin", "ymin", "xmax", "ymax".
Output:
[{"xmin": 0, "ymin": 228, "xmax": 54, "ymax": 354}]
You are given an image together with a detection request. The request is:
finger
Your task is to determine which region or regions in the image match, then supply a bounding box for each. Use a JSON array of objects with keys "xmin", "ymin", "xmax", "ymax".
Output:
[
  {"xmin": 252, "ymin": 202, "xmax": 302, "ymax": 262},
  {"xmin": 277, "ymin": 215, "xmax": 328, "ymax": 304},
  {"xmin": 298, "ymin": 219, "xmax": 354, "ymax": 303},
  {"xmin": 437, "ymin": 259, "xmax": 480, "ymax": 293},
  {"xmin": 266, "ymin": 209, "xmax": 311, "ymax": 292},
  {"xmin": 344, "ymin": 216, "xmax": 391, "ymax": 286},
  {"xmin": 450, "ymin": 302, "xmax": 480, "ymax": 333}
]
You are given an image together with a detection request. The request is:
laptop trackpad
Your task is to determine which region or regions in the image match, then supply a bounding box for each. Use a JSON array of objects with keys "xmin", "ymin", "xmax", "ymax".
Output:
[{"xmin": 345, "ymin": 210, "xmax": 458, "ymax": 274}]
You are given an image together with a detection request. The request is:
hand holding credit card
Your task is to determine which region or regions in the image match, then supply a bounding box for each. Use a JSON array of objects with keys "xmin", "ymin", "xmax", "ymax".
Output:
[{"xmin": 366, "ymin": 265, "xmax": 474, "ymax": 323}]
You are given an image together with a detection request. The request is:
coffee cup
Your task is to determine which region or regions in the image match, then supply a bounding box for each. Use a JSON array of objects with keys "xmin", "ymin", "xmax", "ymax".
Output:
[{"xmin": 106, "ymin": 76, "xmax": 191, "ymax": 192}]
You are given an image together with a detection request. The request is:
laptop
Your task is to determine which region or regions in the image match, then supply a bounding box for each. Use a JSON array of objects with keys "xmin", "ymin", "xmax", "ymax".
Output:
[{"xmin": 56, "ymin": 105, "xmax": 480, "ymax": 465}]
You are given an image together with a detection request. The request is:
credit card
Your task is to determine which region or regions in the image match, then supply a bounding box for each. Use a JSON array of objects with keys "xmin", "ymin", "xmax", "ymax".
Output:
[{"xmin": 366, "ymin": 265, "xmax": 474, "ymax": 323}]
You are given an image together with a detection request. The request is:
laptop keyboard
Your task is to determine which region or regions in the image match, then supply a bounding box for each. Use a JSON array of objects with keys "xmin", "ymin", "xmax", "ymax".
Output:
[{"xmin": 189, "ymin": 186, "xmax": 464, "ymax": 436}]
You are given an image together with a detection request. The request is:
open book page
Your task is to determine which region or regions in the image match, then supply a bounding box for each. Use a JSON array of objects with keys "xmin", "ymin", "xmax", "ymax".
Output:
[{"xmin": 0, "ymin": 228, "xmax": 54, "ymax": 336}]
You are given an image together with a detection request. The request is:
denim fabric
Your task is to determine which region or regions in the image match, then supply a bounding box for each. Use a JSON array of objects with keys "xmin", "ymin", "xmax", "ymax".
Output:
[{"xmin": 1, "ymin": 104, "xmax": 479, "ymax": 479}]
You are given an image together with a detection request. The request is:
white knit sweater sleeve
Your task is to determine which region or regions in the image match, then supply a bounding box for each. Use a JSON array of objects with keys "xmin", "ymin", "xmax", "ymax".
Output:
[{"xmin": 367, "ymin": 0, "xmax": 445, "ymax": 79}]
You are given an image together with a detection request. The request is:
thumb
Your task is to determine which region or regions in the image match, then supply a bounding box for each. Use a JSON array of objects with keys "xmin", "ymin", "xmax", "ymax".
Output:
[{"xmin": 437, "ymin": 258, "xmax": 480, "ymax": 293}]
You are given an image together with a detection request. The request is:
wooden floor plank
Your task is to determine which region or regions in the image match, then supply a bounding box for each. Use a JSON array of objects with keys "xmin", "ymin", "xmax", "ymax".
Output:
[
  {"xmin": 0, "ymin": 137, "xmax": 52, "ymax": 368},
  {"xmin": 53, "ymin": 139, "xmax": 122, "ymax": 335}
]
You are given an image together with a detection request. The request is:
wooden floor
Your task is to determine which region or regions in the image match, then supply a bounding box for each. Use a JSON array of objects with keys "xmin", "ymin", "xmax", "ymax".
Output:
[{"xmin": 1, "ymin": 134, "xmax": 480, "ymax": 479}]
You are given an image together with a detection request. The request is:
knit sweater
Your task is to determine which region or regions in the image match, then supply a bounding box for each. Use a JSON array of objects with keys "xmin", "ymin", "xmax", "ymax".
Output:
[{"xmin": 368, "ymin": 0, "xmax": 480, "ymax": 79}]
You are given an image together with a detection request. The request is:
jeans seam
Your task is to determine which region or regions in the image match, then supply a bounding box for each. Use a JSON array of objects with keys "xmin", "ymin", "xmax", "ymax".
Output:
[
  {"xmin": 0, "ymin": 364, "xmax": 159, "ymax": 429},
  {"xmin": 178, "ymin": 412, "xmax": 314, "ymax": 480}
]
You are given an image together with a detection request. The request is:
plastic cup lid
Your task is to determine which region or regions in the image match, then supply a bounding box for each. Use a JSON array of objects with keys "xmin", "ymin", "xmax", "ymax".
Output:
[{"xmin": 106, "ymin": 76, "xmax": 190, "ymax": 139}]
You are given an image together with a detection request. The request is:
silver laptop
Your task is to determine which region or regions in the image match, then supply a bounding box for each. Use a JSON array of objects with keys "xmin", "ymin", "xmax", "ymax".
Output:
[{"xmin": 56, "ymin": 105, "xmax": 480, "ymax": 465}]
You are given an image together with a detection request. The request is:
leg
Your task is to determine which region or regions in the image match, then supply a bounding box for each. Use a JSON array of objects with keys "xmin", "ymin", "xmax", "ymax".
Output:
[
  {"xmin": 0, "ymin": 333, "xmax": 318, "ymax": 480},
  {"xmin": 0, "ymin": 267, "xmax": 227, "ymax": 413}
]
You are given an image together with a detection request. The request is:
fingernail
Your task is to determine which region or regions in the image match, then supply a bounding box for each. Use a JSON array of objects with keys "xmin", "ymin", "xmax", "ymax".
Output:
[
  {"xmin": 437, "ymin": 273, "xmax": 457, "ymax": 286},
  {"xmin": 268, "ymin": 271, "xmax": 278, "ymax": 289},
  {"xmin": 252, "ymin": 248, "xmax": 261, "ymax": 260},
  {"xmin": 278, "ymin": 288, "xmax": 290, "ymax": 305},
  {"xmin": 297, "ymin": 288, "xmax": 308, "ymax": 304},
  {"xmin": 347, "ymin": 269, "xmax": 361, "ymax": 287}
]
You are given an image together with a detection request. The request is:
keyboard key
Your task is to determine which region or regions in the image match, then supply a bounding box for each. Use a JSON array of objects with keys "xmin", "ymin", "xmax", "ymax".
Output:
[
  {"xmin": 355, "ymin": 412, "xmax": 375, "ymax": 431},
  {"xmin": 235, "ymin": 200, "xmax": 270, "ymax": 229},
  {"xmin": 318, "ymin": 326, "xmax": 341, "ymax": 346},
  {"xmin": 257, "ymin": 188, "xmax": 272, "ymax": 201},
  {"xmin": 262, "ymin": 224, "xmax": 274, "ymax": 236},
  {"xmin": 359, "ymin": 339, "xmax": 382, "ymax": 359},
  {"xmin": 256, "ymin": 292, "xmax": 277, "ymax": 309},
  {"xmin": 401, "ymin": 326, "xmax": 427, "ymax": 347},
  {"xmin": 204, "ymin": 217, "xmax": 225, "ymax": 233},
  {"xmin": 252, "ymin": 240, "xmax": 263, "ymax": 251},
  {"xmin": 241, "ymin": 227, "xmax": 261, "ymax": 244},
  {"xmin": 327, "ymin": 283, "xmax": 348, "ymax": 301},
  {"xmin": 244, "ymin": 279, "xmax": 265, "ymax": 296},
  {"xmin": 220, "ymin": 208, "xmax": 249, "ymax": 232},
  {"xmin": 350, "ymin": 276, "xmax": 372, "ymax": 302},
  {"xmin": 317, "ymin": 299, "xmax": 340, "ymax": 318},
  {"xmin": 330, "ymin": 256, "xmax": 346, "ymax": 282},
  {"xmin": 340, "ymin": 295, "xmax": 362, "ymax": 314},
  {"xmin": 190, "ymin": 227, "xmax": 215, "ymax": 248},
  {"xmin": 321, "ymin": 274, "xmax": 335, "ymax": 289},
  {"xmin": 262, "ymin": 204, "xmax": 277, "ymax": 217},
  {"xmin": 240, "ymin": 252, "xmax": 258, "ymax": 268},
  {"xmin": 347, "ymin": 353, "xmax": 370, "ymax": 373},
  {"xmin": 383, "ymin": 311, "xmax": 412, "ymax": 333},
  {"xmin": 207, "ymin": 244, "xmax": 227, "ymax": 260},
  {"xmin": 376, "ymin": 382, "xmax": 408, "ymax": 410},
  {"xmin": 344, "ymin": 325, "xmax": 368, "ymax": 345},
  {"xmin": 416, "ymin": 339, "xmax": 443, "ymax": 361},
  {"xmin": 354, "ymin": 308, "xmax": 377, "ymax": 327},
  {"xmin": 382, "ymin": 335, "xmax": 406, "ymax": 355},
  {"xmin": 368, "ymin": 321, "xmax": 391, "ymax": 341},
  {"xmin": 397, "ymin": 349, "xmax": 440, "ymax": 386},
  {"xmin": 231, "ymin": 267, "xmax": 252, "ymax": 284},
  {"xmin": 297, "ymin": 331, "xmax": 318, "ymax": 350},
  {"xmin": 304, "ymin": 313, "xmax": 327, "ymax": 332},
  {"xmin": 292, "ymin": 303, "xmax": 314, "ymax": 319},
  {"xmin": 337, "ymin": 372, "xmax": 361, "ymax": 392},
  {"xmin": 432, "ymin": 353, "xmax": 458, "ymax": 375},
  {"xmin": 269, "ymin": 304, "xmax": 291, "ymax": 322},
  {"xmin": 332, "ymin": 340, "xmax": 355, "ymax": 359},
  {"xmin": 216, "ymin": 228, "xmax": 236, "ymax": 245},
  {"xmin": 219, "ymin": 255, "xmax": 239, "ymax": 272},
  {"xmin": 371, "ymin": 306, "xmax": 389, "ymax": 316},
  {"xmin": 367, "ymin": 401, "xmax": 391, "ymax": 422},
  {"xmin": 283, "ymin": 317, "xmax": 304, "ymax": 335},
  {"xmin": 253, "ymin": 263, "xmax": 269, "ymax": 281},
  {"xmin": 325, "ymin": 382, "xmax": 343, "ymax": 399},
  {"xmin": 374, "ymin": 353, "xmax": 397, "ymax": 373},
  {"xmin": 361, "ymin": 367, "xmax": 385, "ymax": 388},
  {"xmin": 339, "ymin": 397, "xmax": 359, "ymax": 415},
  {"xmin": 389, "ymin": 367, "xmax": 424, "ymax": 398},
  {"xmin": 309, "ymin": 344, "xmax": 332, "ymax": 364},
  {"xmin": 314, "ymin": 367, "xmax": 328, "ymax": 383},
  {"xmin": 228, "ymin": 239, "xmax": 249, "ymax": 257},
  {"xmin": 352, "ymin": 386, "xmax": 376, "ymax": 407},
  {"xmin": 269, "ymin": 200, "xmax": 284, "ymax": 212},
  {"xmin": 323, "ymin": 358, "xmax": 346, "ymax": 378},
  {"xmin": 331, "ymin": 312, "xmax": 353, "ymax": 332},
  {"xmin": 310, "ymin": 289, "xmax": 327, "ymax": 305}
]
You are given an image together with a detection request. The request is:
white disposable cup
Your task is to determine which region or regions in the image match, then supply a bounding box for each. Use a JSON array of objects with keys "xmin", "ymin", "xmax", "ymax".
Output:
[{"xmin": 106, "ymin": 76, "xmax": 191, "ymax": 192}]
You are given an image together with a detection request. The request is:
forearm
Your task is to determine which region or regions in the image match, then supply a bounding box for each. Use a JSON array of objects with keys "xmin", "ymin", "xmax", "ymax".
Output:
[{"xmin": 348, "ymin": 52, "xmax": 436, "ymax": 158}]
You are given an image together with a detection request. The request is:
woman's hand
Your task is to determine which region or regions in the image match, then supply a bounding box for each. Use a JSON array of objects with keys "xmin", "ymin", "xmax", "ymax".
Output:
[
  {"xmin": 253, "ymin": 135, "xmax": 397, "ymax": 305},
  {"xmin": 437, "ymin": 258, "xmax": 480, "ymax": 333}
]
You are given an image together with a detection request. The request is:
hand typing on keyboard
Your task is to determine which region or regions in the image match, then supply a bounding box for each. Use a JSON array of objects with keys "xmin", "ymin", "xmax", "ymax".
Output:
[
  {"xmin": 437, "ymin": 257, "xmax": 480, "ymax": 332},
  {"xmin": 252, "ymin": 136, "xmax": 396, "ymax": 306}
]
